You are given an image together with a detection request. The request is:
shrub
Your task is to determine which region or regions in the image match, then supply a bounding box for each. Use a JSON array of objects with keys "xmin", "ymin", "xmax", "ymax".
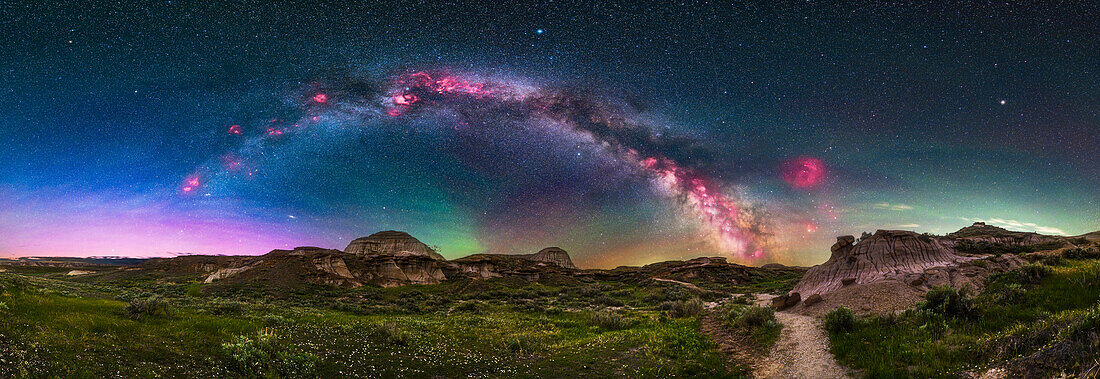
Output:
[
  {"xmin": 453, "ymin": 301, "xmax": 482, "ymax": 314},
  {"xmin": 186, "ymin": 282, "xmax": 203, "ymax": 297},
  {"xmin": 667, "ymin": 298, "xmax": 706, "ymax": 318},
  {"xmin": 222, "ymin": 329, "xmax": 318, "ymax": 377},
  {"xmin": 124, "ymin": 296, "xmax": 170, "ymax": 319},
  {"xmin": 206, "ymin": 299, "xmax": 246, "ymax": 315},
  {"xmin": 923, "ymin": 286, "xmax": 976, "ymax": 318},
  {"xmin": 824, "ymin": 306, "xmax": 857, "ymax": 333},
  {"xmin": 724, "ymin": 305, "xmax": 777, "ymax": 328},
  {"xmin": 0, "ymin": 301, "xmax": 7, "ymax": 312},
  {"xmin": 955, "ymin": 241, "xmax": 1034, "ymax": 256},
  {"xmin": 372, "ymin": 322, "xmax": 407, "ymax": 345},
  {"xmin": 1013, "ymin": 263, "xmax": 1053, "ymax": 285},
  {"xmin": 593, "ymin": 295, "xmax": 624, "ymax": 307},
  {"xmin": 1064, "ymin": 247, "xmax": 1100, "ymax": 260},
  {"xmin": 589, "ymin": 310, "xmax": 634, "ymax": 330},
  {"xmin": 503, "ymin": 336, "xmax": 536, "ymax": 353},
  {"xmin": 987, "ymin": 282, "xmax": 1027, "ymax": 304},
  {"xmin": 1039, "ymin": 254, "xmax": 1066, "ymax": 266}
]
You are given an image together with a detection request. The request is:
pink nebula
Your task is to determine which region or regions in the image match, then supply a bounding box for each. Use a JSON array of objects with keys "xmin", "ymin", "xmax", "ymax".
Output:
[{"xmin": 782, "ymin": 157, "xmax": 827, "ymax": 189}]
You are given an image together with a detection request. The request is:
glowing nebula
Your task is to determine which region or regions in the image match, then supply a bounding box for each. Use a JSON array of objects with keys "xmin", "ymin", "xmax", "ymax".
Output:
[{"xmin": 782, "ymin": 157, "xmax": 827, "ymax": 189}]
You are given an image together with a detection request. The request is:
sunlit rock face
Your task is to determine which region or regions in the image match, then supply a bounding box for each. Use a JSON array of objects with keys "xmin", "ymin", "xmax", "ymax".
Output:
[{"xmin": 344, "ymin": 231, "xmax": 446, "ymax": 260}]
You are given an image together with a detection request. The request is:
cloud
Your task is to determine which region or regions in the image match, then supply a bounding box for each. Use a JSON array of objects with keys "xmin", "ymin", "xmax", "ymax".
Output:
[
  {"xmin": 962, "ymin": 217, "xmax": 1067, "ymax": 236},
  {"xmin": 872, "ymin": 202, "xmax": 914, "ymax": 211},
  {"xmin": 893, "ymin": 223, "xmax": 921, "ymax": 228}
]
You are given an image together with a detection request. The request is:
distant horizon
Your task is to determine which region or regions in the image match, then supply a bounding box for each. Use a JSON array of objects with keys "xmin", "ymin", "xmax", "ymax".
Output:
[{"xmin": 3, "ymin": 220, "xmax": 1094, "ymax": 269}]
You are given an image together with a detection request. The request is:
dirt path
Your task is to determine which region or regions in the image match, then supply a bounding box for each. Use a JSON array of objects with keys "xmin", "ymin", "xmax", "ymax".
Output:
[{"xmin": 754, "ymin": 311, "xmax": 849, "ymax": 379}]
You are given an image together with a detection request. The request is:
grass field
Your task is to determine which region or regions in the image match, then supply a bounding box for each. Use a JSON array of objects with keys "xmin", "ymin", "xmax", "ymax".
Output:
[{"xmin": 0, "ymin": 270, "xmax": 780, "ymax": 377}]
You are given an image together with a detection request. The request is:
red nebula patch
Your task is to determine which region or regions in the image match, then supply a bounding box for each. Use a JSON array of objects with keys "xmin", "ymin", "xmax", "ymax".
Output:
[
  {"xmin": 312, "ymin": 93, "xmax": 328, "ymax": 103},
  {"xmin": 781, "ymin": 157, "xmax": 827, "ymax": 189},
  {"xmin": 227, "ymin": 124, "xmax": 242, "ymax": 135},
  {"xmin": 182, "ymin": 176, "xmax": 201, "ymax": 193}
]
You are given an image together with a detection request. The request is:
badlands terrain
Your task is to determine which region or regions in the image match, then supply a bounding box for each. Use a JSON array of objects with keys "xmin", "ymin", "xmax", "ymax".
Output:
[{"xmin": 1, "ymin": 222, "xmax": 1098, "ymax": 378}]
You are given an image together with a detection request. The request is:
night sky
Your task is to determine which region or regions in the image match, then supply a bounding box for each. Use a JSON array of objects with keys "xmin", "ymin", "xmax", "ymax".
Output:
[{"xmin": 1, "ymin": 1, "xmax": 1097, "ymax": 267}]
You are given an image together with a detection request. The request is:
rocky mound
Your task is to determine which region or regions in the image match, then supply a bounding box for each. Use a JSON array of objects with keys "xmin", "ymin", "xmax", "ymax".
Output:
[
  {"xmin": 786, "ymin": 229, "xmax": 1025, "ymax": 315},
  {"xmin": 518, "ymin": 247, "xmax": 577, "ymax": 269},
  {"xmin": 344, "ymin": 231, "xmax": 445, "ymax": 260},
  {"xmin": 944, "ymin": 222, "xmax": 1065, "ymax": 248}
]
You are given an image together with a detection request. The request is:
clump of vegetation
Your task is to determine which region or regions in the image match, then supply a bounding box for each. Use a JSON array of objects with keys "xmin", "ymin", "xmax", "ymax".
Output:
[
  {"xmin": 371, "ymin": 321, "xmax": 408, "ymax": 345},
  {"xmin": 665, "ymin": 297, "xmax": 706, "ymax": 318},
  {"xmin": 955, "ymin": 240, "xmax": 1035, "ymax": 256},
  {"xmin": 1063, "ymin": 247, "xmax": 1100, "ymax": 260},
  {"xmin": 823, "ymin": 306, "xmax": 857, "ymax": 333},
  {"xmin": 503, "ymin": 335, "xmax": 537, "ymax": 353},
  {"xmin": 205, "ymin": 298, "xmax": 247, "ymax": 315},
  {"xmin": 1013, "ymin": 263, "xmax": 1053, "ymax": 285},
  {"xmin": 728, "ymin": 305, "xmax": 776, "ymax": 328},
  {"xmin": 124, "ymin": 296, "xmax": 170, "ymax": 319},
  {"xmin": 222, "ymin": 329, "xmax": 318, "ymax": 377},
  {"xmin": 593, "ymin": 294, "xmax": 625, "ymax": 307},
  {"xmin": 922, "ymin": 286, "xmax": 977, "ymax": 319},
  {"xmin": 719, "ymin": 304, "xmax": 781, "ymax": 350},
  {"xmin": 1039, "ymin": 254, "xmax": 1066, "ymax": 266},
  {"xmin": 452, "ymin": 301, "xmax": 483, "ymax": 314},
  {"xmin": 588, "ymin": 310, "xmax": 634, "ymax": 330}
]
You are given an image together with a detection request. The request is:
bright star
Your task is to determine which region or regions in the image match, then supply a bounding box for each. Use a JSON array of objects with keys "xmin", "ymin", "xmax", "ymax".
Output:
[
  {"xmin": 536, "ymin": 29, "xmax": 544, "ymax": 34},
  {"xmin": 999, "ymin": 100, "xmax": 1006, "ymax": 105}
]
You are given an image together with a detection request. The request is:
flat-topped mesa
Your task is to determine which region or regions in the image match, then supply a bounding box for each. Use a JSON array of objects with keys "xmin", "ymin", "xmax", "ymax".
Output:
[
  {"xmin": 793, "ymin": 230, "xmax": 982, "ymax": 297},
  {"xmin": 344, "ymin": 231, "xmax": 445, "ymax": 260},
  {"xmin": 521, "ymin": 247, "xmax": 578, "ymax": 269}
]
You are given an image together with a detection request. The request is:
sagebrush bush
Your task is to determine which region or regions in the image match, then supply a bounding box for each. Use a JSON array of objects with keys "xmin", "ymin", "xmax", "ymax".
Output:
[
  {"xmin": 1063, "ymin": 247, "xmax": 1100, "ymax": 260},
  {"xmin": 923, "ymin": 286, "xmax": 977, "ymax": 318},
  {"xmin": 824, "ymin": 306, "xmax": 857, "ymax": 333},
  {"xmin": 503, "ymin": 336, "xmax": 537, "ymax": 353},
  {"xmin": 593, "ymin": 295, "xmax": 625, "ymax": 307},
  {"xmin": 124, "ymin": 296, "xmax": 170, "ymax": 319},
  {"xmin": 1039, "ymin": 254, "xmax": 1066, "ymax": 266},
  {"xmin": 372, "ymin": 322, "xmax": 407, "ymax": 345},
  {"xmin": 667, "ymin": 298, "xmax": 706, "ymax": 318},
  {"xmin": 453, "ymin": 301, "xmax": 482, "ymax": 314},
  {"xmin": 589, "ymin": 310, "xmax": 634, "ymax": 330},
  {"xmin": 729, "ymin": 305, "xmax": 776, "ymax": 328},
  {"xmin": 1013, "ymin": 263, "xmax": 1053, "ymax": 285}
]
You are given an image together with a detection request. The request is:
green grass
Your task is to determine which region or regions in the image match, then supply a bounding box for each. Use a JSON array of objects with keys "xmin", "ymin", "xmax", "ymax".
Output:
[
  {"xmin": 0, "ymin": 273, "xmax": 744, "ymax": 377},
  {"xmin": 826, "ymin": 259, "xmax": 1100, "ymax": 378}
]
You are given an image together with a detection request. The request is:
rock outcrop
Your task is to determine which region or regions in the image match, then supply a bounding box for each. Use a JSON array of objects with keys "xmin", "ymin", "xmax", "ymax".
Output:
[
  {"xmin": 793, "ymin": 230, "xmax": 984, "ymax": 297},
  {"xmin": 518, "ymin": 247, "xmax": 577, "ymax": 269},
  {"xmin": 344, "ymin": 231, "xmax": 446, "ymax": 260},
  {"xmin": 789, "ymin": 229, "xmax": 1025, "ymax": 316},
  {"xmin": 943, "ymin": 222, "xmax": 1066, "ymax": 249}
]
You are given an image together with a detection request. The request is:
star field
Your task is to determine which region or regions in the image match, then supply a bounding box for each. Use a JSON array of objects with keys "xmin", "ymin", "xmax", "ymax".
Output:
[{"xmin": 0, "ymin": 1, "xmax": 1096, "ymax": 267}]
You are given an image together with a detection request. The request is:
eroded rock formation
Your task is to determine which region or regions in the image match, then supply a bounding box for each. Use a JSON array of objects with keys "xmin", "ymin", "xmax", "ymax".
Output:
[
  {"xmin": 520, "ymin": 247, "xmax": 577, "ymax": 269},
  {"xmin": 344, "ymin": 231, "xmax": 446, "ymax": 260}
]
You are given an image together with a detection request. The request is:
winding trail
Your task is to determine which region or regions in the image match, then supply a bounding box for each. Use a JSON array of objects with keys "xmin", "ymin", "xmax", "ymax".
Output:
[{"xmin": 754, "ymin": 311, "xmax": 849, "ymax": 379}]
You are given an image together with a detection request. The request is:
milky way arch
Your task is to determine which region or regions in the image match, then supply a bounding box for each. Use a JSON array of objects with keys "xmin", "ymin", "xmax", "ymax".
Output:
[{"xmin": 186, "ymin": 70, "xmax": 773, "ymax": 259}]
